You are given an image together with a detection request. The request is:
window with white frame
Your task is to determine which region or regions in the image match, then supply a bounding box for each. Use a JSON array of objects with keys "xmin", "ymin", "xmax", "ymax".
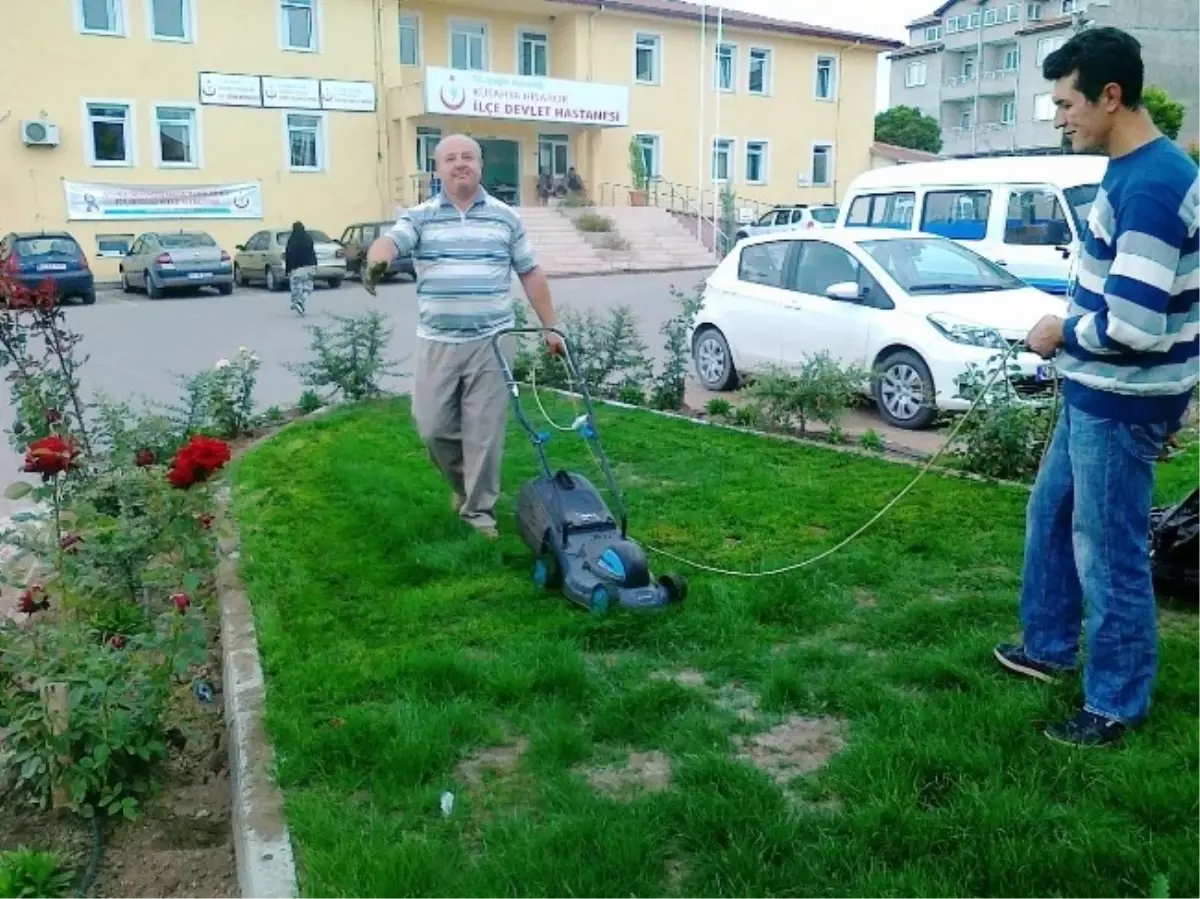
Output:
[
  {"xmin": 155, "ymin": 106, "xmax": 197, "ymax": 166},
  {"xmin": 85, "ymin": 102, "xmax": 132, "ymax": 166},
  {"xmin": 715, "ymin": 43, "xmax": 735, "ymax": 91},
  {"xmin": 959, "ymin": 108, "xmax": 973, "ymax": 129},
  {"xmin": 815, "ymin": 56, "xmax": 836, "ymax": 100},
  {"xmin": 1034, "ymin": 92, "xmax": 1055, "ymax": 120},
  {"xmin": 416, "ymin": 126, "xmax": 442, "ymax": 173},
  {"xmin": 149, "ymin": 0, "xmax": 189, "ymax": 39},
  {"xmin": 280, "ymin": 0, "xmax": 316, "ymax": 51},
  {"xmin": 79, "ymin": 0, "xmax": 124, "ymax": 35},
  {"xmin": 925, "ymin": 25, "xmax": 941, "ymax": 41},
  {"xmin": 287, "ymin": 113, "xmax": 324, "ymax": 171},
  {"xmin": 1061, "ymin": 0, "xmax": 1079, "ymax": 12},
  {"xmin": 1006, "ymin": 3, "xmax": 1021, "ymax": 20},
  {"xmin": 946, "ymin": 17, "xmax": 959, "ymax": 33},
  {"xmin": 399, "ymin": 14, "xmax": 420, "ymax": 65},
  {"xmin": 962, "ymin": 54, "xmax": 976, "ymax": 78},
  {"xmin": 95, "ymin": 234, "xmax": 134, "ymax": 258},
  {"xmin": 450, "ymin": 21, "xmax": 486, "ymax": 70},
  {"xmin": 748, "ymin": 48, "xmax": 770, "ymax": 94},
  {"xmin": 984, "ymin": 8, "xmax": 998, "ymax": 25},
  {"xmin": 634, "ymin": 134, "xmax": 660, "ymax": 178},
  {"xmin": 969, "ymin": 11, "xmax": 981, "ymax": 27},
  {"xmin": 1027, "ymin": 2, "xmax": 1043, "ymax": 19},
  {"xmin": 1001, "ymin": 99, "xmax": 1016, "ymax": 124},
  {"xmin": 745, "ymin": 141, "xmax": 768, "ymax": 184},
  {"xmin": 906, "ymin": 61, "xmax": 927, "ymax": 87},
  {"xmin": 1036, "ymin": 35, "xmax": 1064, "ymax": 64},
  {"xmin": 711, "ymin": 138, "xmax": 733, "ymax": 182},
  {"xmin": 634, "ymin": 33, "xmax": 661, "ymax": 84},
  {"xmin": 811, "ymin": 144, "xmax": 833, "ymax": 187},
  {"xmin": 519, "ymin": 29, "xmax": 548, "ymax": 76},
  {"xmin": 1003, "ymin": 46, "xmax": 1019, "ymax": 70}
]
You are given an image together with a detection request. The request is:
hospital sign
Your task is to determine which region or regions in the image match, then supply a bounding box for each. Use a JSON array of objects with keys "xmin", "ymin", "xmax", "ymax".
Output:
[{"xmin": 422, "ymin": 67, "xmax": 629, "ymax": 127}]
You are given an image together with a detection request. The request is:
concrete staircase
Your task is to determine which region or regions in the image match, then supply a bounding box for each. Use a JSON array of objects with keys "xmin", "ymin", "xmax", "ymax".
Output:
[
  {"xmin": 515, "ymin": 206, "xmax": 612, "ymax": 277},
  {"xmin": 591, "ymin": 206, "xmax": 718, "ymax": 271}
]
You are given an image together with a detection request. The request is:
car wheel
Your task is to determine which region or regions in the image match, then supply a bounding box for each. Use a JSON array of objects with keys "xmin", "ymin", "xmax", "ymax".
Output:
[
  {"xmin": 235, "ymin": 264, "xmax": 250, "ymax": 287},
  {"xmin": 327, "ymin": 278, "xmax": 343, "ymax": 289},
  {"xmin": 265, "ymin": 267, "xmax": 279, "ymax": 291},
  {"xmin": 692, "ymin": 326, "xmax": 738, "ymax": 392},
  {"xmin": 874, "ymin": 349, "xmax": 936, "ymax": 430},
  {"xmin": 145, "ymin": 271, "xmax": 162, "ymax": 300},
  {"xmin": 735, "ymin": 231, "xmax": 748, "ymax": 242},
  {"xmin": 217, "ymin": 282, "xmax": 234, "ymax": 296},
  {"xmin": 81, "ymin": 291, "xmax": 96, "ymax": 306}
]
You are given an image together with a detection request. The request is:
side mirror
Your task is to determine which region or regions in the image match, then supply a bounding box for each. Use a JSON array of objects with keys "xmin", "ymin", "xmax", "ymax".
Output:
[
  {"xmin": 826, "ymin": 281, "xmax": 864, "ymax": 302},
  {"xmin": 235, "ymin": 244, "xmax": 246, "ymax": 251}
]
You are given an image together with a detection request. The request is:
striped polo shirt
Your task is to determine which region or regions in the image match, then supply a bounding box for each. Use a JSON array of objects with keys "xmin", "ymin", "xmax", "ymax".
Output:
[
  {"xmin": 1060, "ymin": 136, "xmax": 1199, "ymax": 425},
  {"xmin": 385, "ymin": 187, "xmax": 538, "ymax": 343}
]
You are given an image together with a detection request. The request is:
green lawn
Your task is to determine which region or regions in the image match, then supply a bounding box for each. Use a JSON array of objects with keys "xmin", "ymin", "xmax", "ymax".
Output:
[{"xmin": 231, "ymin": 396, "xmax": 1199, "ymax": 899}]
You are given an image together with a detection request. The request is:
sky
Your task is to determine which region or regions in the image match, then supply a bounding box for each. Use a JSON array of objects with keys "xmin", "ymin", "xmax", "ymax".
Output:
[{"xmin": 682, "ymin": 0, "xmax": 937, "ymax": 110}]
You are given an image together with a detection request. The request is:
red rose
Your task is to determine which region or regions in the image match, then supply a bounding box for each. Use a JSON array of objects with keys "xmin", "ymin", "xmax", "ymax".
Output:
[
  {"xmin": 167, "ymin": 435, "xmax": 231, "ymax": 489},
  {"xmin": 22, "ymin": 435, "xmax": 81, "ymax": 478},
  {"xmin": 171, "ymin": 592, "xmax": 191, "ymax": 612},
  {"xmin": 134, "ymin": 449, "xmax": 156, "ymax": 467},
  {"xmin": 109, "ymin": 634, "xmax": 126, "ymax": 649},
  {"xmin": 196, "ymin": 513, "xmax": 215, "ymax": 530},
  {"xmin": 17, "ymin": 585, "xmax": 49, "ymax": 615}
]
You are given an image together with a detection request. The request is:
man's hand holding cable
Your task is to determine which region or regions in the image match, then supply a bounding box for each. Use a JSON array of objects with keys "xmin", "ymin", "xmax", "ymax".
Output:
[
  {"xmin": 1027, "ymin": 314, "xmax": 1065, "ymax": 359},
  {"xmin": 363, "ymin": 236, "xmax": 398, "ymax": 296}
]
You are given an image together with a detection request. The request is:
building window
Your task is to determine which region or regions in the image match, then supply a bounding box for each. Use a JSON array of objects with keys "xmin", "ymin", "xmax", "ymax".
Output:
[
  {"xmin": 1027, "ymin": 2, "xmax": 1043, "ymax": 19},
  {"xmin": 715, "ymin": 43, "xmax": 736, "ymax": 91},
  {"xmin": 416, "ymin": 126, "xmax": 441, "ymax": 173},
  {"xmin": 399, "ymin": 14, "xmax": 420, "ymax": 65},
  {"xmin": 1003, "ymin": 46, "xmax": 1019, "ymax": 70},
  {"xmin": 984, "ymin": 8, "xmax": 998, "ymax": 25},
  {"xmin": 155, "ymin": 105, "xmax": 198, "ymax": 166},
  {"xmin": 287, "ymin": 113, "xmax": 324, "ymax": 171},
  {"xmin": 946, "ymin": 17, "xmax": 959, "ymax": 33},
  {"xmin": 1034, "ymin": 92, "xmax": 1055, "ymax": 120},
  {"xmin": 96, "ymin": 234, "xmax": 134, "ymax": 258},
  {"xmin": 149, "ymin": 0, "xmax": 189, "ymax": 40},
  {"xmin": 906, "ymin": 61, "xmax": 927, "ymax": 87},
  {"xmin": 519, "ymin": 29, "xmax": 548, "ymax": 77},
  {"xmin": 962, "ymin": 55, "xmax": 976, "ymax": 78},
  {"xmin": 1061, "ymin": 0, "xmax": 1079, "ymax": 12},
  {"xmin": 280, "ymin": 0, "xmax": 316, "ymax": 51},
  {"xmin": 1036, "ymin": 36, "xmax": 1064, "ymax": 64},
  {"xmin": 748, "ymin": 48, "xmax": 771, "ymax": 94},
  {"xmin": 811, "ymin": 144, "xmax": 833, "ymax": 186},
  {"xmin": 79, "ymin": 0, "xmax": 125, "ymax": 35},
  {"xmin": 959, "ymin": 109, "xmax": 973, "ymax": 129},
  {"xmin": 634, "ymin": 33, "xmax": 661, "ymax": 84},
  {"xmin": 711, "ymin": 138, "xmax": 733, "ymax": 182},
  {"xmin": 1006, "ymin": 3, "xmax": 1021, "ymax": 21},
  {"xmin": 635, "ymin": 133, "xmax": 660, "ymax": 178},
  {"xmin": 815, "ymin": 55, "xmax": 836, "ymax": 100},
  {"xmin": 968, "ymin": 11, "xmax": 981, "ymax": 27},
  {"xmin": 85, "ymin": 101, "xmax": 132, "ymax": 166},
  {"xmin": 745, "ymin": 141, "xmax": 768, "ymax": 184},
  {"xmin": 924, "ymin": 25, "xmax": 941, "ymax": 41},
  {"xmin": 1001, "ymin": 99, "xmax": 1016, "ymax": 124},
  {"xmin": 450, "ymin": 21, "xmax": 487, "ymax": 70}
]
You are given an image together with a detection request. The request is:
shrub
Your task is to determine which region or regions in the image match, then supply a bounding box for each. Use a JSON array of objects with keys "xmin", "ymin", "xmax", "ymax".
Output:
[
  {"xmin": 297, "ymin": 389, "xmax": 323, "ymax": 414},
  {"xmin": 287, "ymin": 311, "xmax": 404, "ymax": 402},
  {"xmin": 744, "ymin": 353, "xmax": 868, "ymax": 437},
  {"xmin": 599, "ymin": 232, "xmax": 630, "ymax": 251},
  {"xmin": 650, "ymin": 283, "xmax": 704, "ymax": 411},
  {"xmin": 575, "ymin": 212, "xmax": 614, "ymax": 233},
  {"xmin": 858, "ymin": 428, "xmax": 885, "ymax": 452},
  {"xmin": 705, "ymin": 397, "xmax": 733, "ymax": 418},
  {"xmin": 560, "ymin": 192, "xmax": 593, "ymax": 208},
  {"xmin": 0, "ymin": 848, "xmax": 73, "ymax": 899}
]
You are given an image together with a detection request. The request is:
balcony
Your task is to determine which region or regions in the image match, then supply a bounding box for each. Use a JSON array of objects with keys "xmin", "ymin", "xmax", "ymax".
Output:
[
  {"xmin": 941, "ymin": 73, "xmax": 979, "ymax": 100},
  {"xmin": 942, "ymin": 122, "xmax": 1018, "ymax": 156},
  {"xmin": 979, "ymin": 68, "xmax": 1018, "ymax": 94},
  {"xmin": 388, "ymin": 66, "xmax": 630, "ymax": 128}
]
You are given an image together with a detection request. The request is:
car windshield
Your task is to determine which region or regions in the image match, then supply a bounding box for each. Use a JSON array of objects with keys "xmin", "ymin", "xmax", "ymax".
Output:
[
  {"xmin": 15, "ymin": 237, "xmax": 79, "ymax": 257},
  {"xmin": 1063, "ymin": 184, "xmax": 1099, "ymax": 235},
  {"xmin": 158, "ymin": 233, "xmax": 216, "ymax": 248},
  {"xmin": 276, "ymin": 230, "xmax": 333, "ymax": 244},
  {"xmin": 810, "ymin": 207, "xmax": 839, "ymax": 224},
  {"xmin": 859, "ymin": 237, "xmax": 1025, "ymax": 294}
]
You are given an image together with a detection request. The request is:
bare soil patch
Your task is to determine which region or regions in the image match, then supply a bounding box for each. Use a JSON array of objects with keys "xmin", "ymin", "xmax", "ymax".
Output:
[
  {"xmin": 735, "ymin": 715, "xmax": 846, "ymax": 787},
  {"xmin": 576, "ymin": 751, "xmax": 672, "ymax": 800},
  {"xmin": 454, "ymin": 738, "xmax": 529, "ymax": 790}
]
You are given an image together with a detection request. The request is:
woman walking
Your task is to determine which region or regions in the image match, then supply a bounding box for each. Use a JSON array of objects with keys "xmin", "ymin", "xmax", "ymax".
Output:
[{"xmin": 284, "ymin": 221, "xmax": 317, "ymax": 315}]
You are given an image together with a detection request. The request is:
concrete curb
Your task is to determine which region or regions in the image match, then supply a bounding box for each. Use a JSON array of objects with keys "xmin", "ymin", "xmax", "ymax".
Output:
[{"xmin": 214, "ymin": 486, "xmax": 299, "ymax": 899}]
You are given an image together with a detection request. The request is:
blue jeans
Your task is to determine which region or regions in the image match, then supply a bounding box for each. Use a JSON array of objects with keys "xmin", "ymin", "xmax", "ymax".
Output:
[{"xmin": 1019, "ymin": 403, "xmax": 1171, "ymax": 725}]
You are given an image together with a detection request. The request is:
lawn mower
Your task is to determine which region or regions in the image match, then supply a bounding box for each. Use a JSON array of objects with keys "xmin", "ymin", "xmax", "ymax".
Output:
[{"xmin": 491, "ymin": 326, "xmax": 687, "ymax": 614}]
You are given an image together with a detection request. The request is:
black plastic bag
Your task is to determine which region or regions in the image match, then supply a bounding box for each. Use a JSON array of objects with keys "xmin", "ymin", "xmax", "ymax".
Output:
[{"xmin": 1150, "ymin": 488, "xmax": 1198, "ymax": 602}]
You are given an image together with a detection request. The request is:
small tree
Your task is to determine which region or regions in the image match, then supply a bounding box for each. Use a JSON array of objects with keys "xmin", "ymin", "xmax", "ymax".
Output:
[
  {"xmin": 628, "ymin": 136, "xmax": 648, "ymax": 191},
  {"xmin": 874, "ymin": 105, "xmax": 943, "ymax": 154},
  {"xmin": 1143, "ymin": 85, "xmax": 1185, "ymax": 141}
]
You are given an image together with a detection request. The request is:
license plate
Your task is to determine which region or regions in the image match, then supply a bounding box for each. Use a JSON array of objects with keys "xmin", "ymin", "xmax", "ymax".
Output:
[
  {"xmin": 186, "ymin": 272, "xmax": 211, "ymax": 280},
  {"xmin": 1036, "ymin": 364, "xmax": 1056, "ymax": 381},
  {"xmin": 36, "ymin": 263, "xmax": 67, "ymax": 271}
]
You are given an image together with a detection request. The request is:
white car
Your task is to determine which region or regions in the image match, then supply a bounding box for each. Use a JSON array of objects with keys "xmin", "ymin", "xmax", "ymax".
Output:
[
  {"xmin": 690, "ymin": 228, "xmax": 1065, "ymax": 430},
  {"xmin": 734, "ymin": 204, "xmax": 839, "ymax": 242}
]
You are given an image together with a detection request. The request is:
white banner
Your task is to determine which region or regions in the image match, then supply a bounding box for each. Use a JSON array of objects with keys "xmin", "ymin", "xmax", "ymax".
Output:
[
  {"xmin": 320, "ymin": 79, "xmax": 377, "ymax": 112},
  {"xmin": 198, "ymin": 72, "xmax": 262, "ymax": 107},
  {"xmin": 262, "ymin": 76, "xmax": 321, "ymax": 109},
  {"xmin": 63, "ymin": 180, "xmax": 264, "ymax": 221},
  {"xmin": 423, "ymin": 67, "xmax": 628, "ymax": 127}
]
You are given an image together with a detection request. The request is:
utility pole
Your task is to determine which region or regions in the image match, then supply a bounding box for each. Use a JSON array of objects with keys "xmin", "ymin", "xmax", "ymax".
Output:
[{"xmin": 972, "ymin": 0, "xmax": 986, "ymax": 154}]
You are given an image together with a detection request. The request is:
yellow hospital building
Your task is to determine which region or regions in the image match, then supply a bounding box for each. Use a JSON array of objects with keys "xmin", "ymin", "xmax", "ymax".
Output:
[{"xmin": 0, "ymin": 0, "xmax": 898, "ymax": 276}]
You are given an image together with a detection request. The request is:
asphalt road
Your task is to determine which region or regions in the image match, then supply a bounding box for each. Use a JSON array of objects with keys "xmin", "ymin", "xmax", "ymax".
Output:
[{"xmin": 0, "ymin": 268, "xmax": 941, "ymax": 518}]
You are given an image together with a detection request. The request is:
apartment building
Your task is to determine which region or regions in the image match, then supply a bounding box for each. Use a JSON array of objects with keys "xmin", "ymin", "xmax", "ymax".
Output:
[
  {"xmin": 0, "ymin": 0, "xmax": 897, "ymax": 277},
  {"xmin": 888, "ymin": 0, "xmax": 1200, "ymax": 157}
]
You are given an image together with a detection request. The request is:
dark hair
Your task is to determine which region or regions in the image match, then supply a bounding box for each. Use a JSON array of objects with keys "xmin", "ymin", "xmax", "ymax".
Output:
[
  {"xmin": 292, "ymin": 220, "xmax": 304, "ymax": 230},
  {"xmin": 1042, "ymin": 26, "xmax": 1144, "ymax": 107}
]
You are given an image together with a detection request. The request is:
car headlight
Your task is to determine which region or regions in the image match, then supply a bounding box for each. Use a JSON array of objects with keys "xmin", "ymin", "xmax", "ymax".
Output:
[{"xmin": 927, "ymin": 313, "xmax": 1010, "ymax": 351}]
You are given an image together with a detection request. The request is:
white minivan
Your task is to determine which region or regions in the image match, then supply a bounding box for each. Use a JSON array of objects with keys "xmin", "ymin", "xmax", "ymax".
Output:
[{"xmin": 836, "ymin": 155, "xmax": 1106, "ymax": 296}]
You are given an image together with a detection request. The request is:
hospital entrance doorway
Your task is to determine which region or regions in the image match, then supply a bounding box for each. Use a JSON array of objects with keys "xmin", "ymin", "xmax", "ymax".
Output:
[{"xmin": 477, "ymin": 138, "xmax": 520, "ymax": 206}]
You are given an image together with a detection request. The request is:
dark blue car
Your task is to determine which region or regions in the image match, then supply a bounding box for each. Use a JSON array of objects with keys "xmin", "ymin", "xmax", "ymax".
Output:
[{"xmin": 0, "ymin": 231, "xmax": 96, "ymax": 305}]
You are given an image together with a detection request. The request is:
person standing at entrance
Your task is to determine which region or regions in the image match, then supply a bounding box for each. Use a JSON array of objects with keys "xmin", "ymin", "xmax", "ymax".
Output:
[
  {"xmin": 363, "ymin": 133, "xmax": 565, "ymax": 539},
  {"xmin": 284, "ymin": 221, "xmax": 317, "ymax": 315},
  {"xmin": 995, "ymin": 26, "xmax": 1199, "ymax": 746}
]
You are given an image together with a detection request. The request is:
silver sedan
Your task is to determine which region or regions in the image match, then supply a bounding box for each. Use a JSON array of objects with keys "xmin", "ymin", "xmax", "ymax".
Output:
[{"xmin": 120, "ymin": 231, "xmax": 235, "ymax": 299}]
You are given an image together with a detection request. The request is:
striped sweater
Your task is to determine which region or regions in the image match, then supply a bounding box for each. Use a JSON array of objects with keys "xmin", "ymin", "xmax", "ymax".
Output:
[
  {"xmin": 386, "ymin": 187, "xmax": 538, "ymax": 343},
  {"xmin": 1060, "ymin": 136, "xmax": 1199, "ymax": 425}
]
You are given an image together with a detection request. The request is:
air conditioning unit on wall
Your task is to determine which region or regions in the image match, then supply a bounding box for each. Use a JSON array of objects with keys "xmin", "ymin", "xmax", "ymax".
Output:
[{"xmin": 21, "ymin": 119, "xmax": 60, "ymax": 147}]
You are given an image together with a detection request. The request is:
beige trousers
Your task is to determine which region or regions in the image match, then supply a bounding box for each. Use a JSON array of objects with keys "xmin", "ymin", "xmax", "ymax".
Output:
[{"xmin": 411, "ymin": 335, "xmax": 511, "ymax": 530}]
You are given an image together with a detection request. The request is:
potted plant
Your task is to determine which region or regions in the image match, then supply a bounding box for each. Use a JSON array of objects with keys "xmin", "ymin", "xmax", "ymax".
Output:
[{"xmin": 628, "ymin": 136, "xmax": 649, "ymax": 207}]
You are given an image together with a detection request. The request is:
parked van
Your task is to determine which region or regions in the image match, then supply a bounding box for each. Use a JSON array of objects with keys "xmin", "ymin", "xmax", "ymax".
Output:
[{"xmin": 836, "ymin": 155, "xmax": 1107, "ymax": 296}]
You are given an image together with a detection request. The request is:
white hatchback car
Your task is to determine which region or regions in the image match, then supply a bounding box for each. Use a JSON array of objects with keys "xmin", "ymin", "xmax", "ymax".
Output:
[{"xmin": 690, "ymin": 228, "xmax": 1065, "ymax": 429}]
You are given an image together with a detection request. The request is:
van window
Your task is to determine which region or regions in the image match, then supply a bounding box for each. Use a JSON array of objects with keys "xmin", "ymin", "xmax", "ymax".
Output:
[
  {"xmin": 920, "ymin": 189, "xmax": 991, "ymax": 241},
  {"xmin": 1004, "ymin": 188, "xmax": 1073, "ymax": 246},
  {"xmin": 845, "ymin": 192, "xmax": 915, "ymax": 229}
]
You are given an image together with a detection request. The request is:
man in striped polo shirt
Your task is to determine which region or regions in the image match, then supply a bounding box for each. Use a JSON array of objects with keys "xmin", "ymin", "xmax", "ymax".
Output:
[
  {"xmin": 364, "ymin": 134, "xmax": 564, "ymax": 539},
  {"xmin": 993, "ymin": 27, "xmax": 1199, "ymax": 746}
]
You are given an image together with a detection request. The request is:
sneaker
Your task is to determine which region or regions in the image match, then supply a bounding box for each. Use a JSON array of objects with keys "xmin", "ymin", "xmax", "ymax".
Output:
[
  {"xmin": 993, "ymin": 643, "xmax": 1071, "ymax": 683},
  {"xmin": 1045, "ymin": 709, "xmax": 1126, "ymax": 747}
]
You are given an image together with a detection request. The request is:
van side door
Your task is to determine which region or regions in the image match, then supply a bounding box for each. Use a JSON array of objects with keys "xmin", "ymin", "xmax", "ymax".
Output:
[{"xmin": 994, "ymin": 184, "xmax": 1077, "ymax": 295}]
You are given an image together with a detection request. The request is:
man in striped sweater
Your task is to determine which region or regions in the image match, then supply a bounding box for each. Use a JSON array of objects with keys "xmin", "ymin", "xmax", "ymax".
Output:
[{"xmin": 994, "ymin": 27, "xmax": 1199, "ymax": 746}]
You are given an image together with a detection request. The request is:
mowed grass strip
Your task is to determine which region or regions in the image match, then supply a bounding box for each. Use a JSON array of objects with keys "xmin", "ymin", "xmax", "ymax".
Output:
[{"xmin": 231, "ymin": 395, "xmax": 1199, "ymax": 899}]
